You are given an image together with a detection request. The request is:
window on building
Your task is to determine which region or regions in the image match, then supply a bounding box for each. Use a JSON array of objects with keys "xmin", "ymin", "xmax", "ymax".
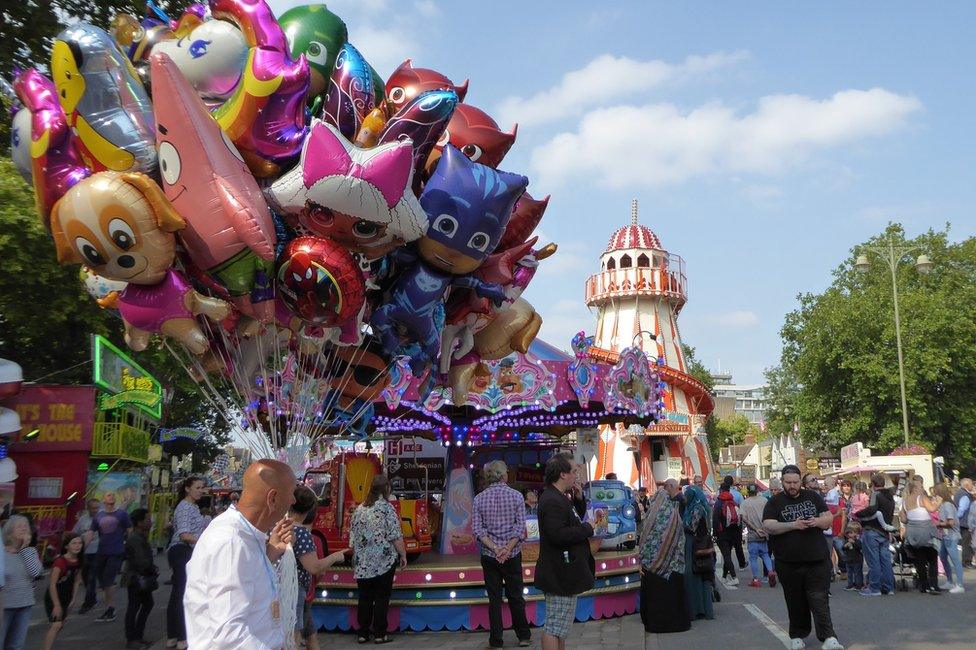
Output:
[
  {"xmin": 607, "ymin": 257, "xmax": 616, "ymax": 270},
  {"xmin": 652, "ymin": 440, "xmax": 665, "ymax": 461},
  {"xmin": 620, "ymin": 254, "xmax": 632, "ymax": 268},
  {"xmin": 637, "ymin": 254, "xmax": 650, "ymax": 267}
]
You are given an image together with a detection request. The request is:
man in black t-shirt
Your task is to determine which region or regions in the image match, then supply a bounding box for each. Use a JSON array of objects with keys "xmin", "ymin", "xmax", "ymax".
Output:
[{"xmin": 763, "ymin": 465, "xmax": 844, "ymax": 650}]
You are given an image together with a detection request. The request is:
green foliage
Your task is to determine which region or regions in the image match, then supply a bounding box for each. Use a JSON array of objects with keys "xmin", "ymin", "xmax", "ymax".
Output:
[
  {"xmin": 705, "ymin": 413, "xmax": 760, "ymax": 460},
  {"xmin": 0, "ymin": 157, "xmax": 229, "ymax": 460},
  {"xmin": 774, "ymin": 224, "xmax": 976, "ymax": 471},
  {"xmin": 681, "ymin": 343, "xmax": 715, "ymax": 393},
  {"xmin": 762, "ymin": 363, "xmax": 800, "ymax": 438}
]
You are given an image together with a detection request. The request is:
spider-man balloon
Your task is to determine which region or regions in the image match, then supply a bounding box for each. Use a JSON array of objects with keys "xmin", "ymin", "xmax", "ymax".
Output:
[{"xmin": 276, "ymin": 236, "xmax": 365, "ymax": 344}]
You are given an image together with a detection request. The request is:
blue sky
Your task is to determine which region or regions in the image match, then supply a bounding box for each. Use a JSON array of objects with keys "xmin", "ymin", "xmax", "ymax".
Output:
[{"xmin": 270, "ymin": 0, "xmax": 976, "ymax": 383}]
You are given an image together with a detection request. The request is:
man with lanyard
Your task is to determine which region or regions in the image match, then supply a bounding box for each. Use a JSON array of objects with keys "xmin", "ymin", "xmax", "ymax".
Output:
[
  {"xmin": 954, "ymin": 478, "xmax": 974, "ymax": 567},
  {"xmin": 472, "ymin": 460, "xmax": 531, "ymax": 648},
  {"xmin": 185, "ymin": 459, "xmax": 296, "ymax": 649},
  {"xmin": 763, "ymin": 465, "xmax": 844, "ymax": 650}
]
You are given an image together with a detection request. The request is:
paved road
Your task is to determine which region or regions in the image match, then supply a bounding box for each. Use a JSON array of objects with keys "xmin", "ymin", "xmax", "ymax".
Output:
[{"xmin": 25, "ymin": 558, "xmax": 976, "ymax": 649}]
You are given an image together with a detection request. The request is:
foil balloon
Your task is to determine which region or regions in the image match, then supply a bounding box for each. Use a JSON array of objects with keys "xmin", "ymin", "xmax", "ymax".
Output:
[
  {"xmin": 209, "ymin": 0, "xmax": 311, "ymax": 177},
  {"xmin": 80, "ymin": 266, "xmax": 128, "ymax": 307},
  {"xmin": 9, "ymin": 107, "xmax": 32, "ymax": 183},
  {"xmin": 319, "ymin": 335, "xmax": 392, "ymax": 404},
  {"xmin": 111, "ymin": 3, "xmax": 207, "ymax": 85},
  {"xmin": 497, "ymin": 192, "xmax": 550, "ymax": 251},
  {"xmin": 50, "ymin": 23, "xmax": 156, "ymax": 173},
  {"xmin": 371, "ymin": 146, "xmax": 527, "ymax": 371},
  {"xmin": 48, "ymin": 172, "xmax": 230, "ymax": 353},
  {"xmin": 321, "ymin": 43, "xmax": 374, "ymax": 141},
  {"xmin": 268, "ymin": 119, "xmax": 427, "ymax": 259},
  {"xmin": 378, "ymin": 89, "xmax": 458, "ymax": 194},
  {"xmin": 151, "ymin": 51, "xmax": 277, "ymax": 323},
  {"xmin": 12, "ymin": 70, "xmax": 91, "ymax": 227},
  {"xmin": 354, "ymin": 105, "xmax": 388, "ymax": 148},
  {"xmin": 279, "ymin": 4, "xmax": 348, "ymax": 99},
  {"xmin": 385, "ymin": 59, "xmax": 468, "ymax": 115},
  {"xmin": 367, "ymin": 62, "xmax": 386, "ymax": 107},
  {"xmin": 152, "ymin": 17, "xmax": 248, "ymax": 100},
  {"xmin": 429, "ymin": 103, "xmax": 517, "ymax": 172},
  {"xmin": 275, "ymin": 236, "xmax": 365, "ymax": 344}
]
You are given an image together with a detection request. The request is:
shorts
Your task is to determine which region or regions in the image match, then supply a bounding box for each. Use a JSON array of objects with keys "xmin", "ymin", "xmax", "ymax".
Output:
[
  {"xmin": 296, "ymin": 598, "xmax": 315, "ymax": 636},
  {"xmin": 93, "ymin": 554, "xmax": 125, "ymax": 589},
  {"xmin": 543, "ymin": 594, "xmax": 577, "ymax": 639}
]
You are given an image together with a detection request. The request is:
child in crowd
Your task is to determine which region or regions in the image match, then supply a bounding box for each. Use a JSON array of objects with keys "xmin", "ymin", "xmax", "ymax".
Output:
[
  {"xmin": 843, "ymin": 522, "xmax": 864, "ymax": 591},
  {"xmin": 849, "ymin": 482, "xmax": 870, "ymax": 515},
  {"xmin": 44, "ymin": 532, "xmax": 85, "ymax": 650}
]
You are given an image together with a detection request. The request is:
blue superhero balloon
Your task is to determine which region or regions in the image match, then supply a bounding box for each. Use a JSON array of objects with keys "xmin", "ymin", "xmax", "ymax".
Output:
[{"xmin": 370, "ymin": 145, "xmax": 528, "ymax": 374}]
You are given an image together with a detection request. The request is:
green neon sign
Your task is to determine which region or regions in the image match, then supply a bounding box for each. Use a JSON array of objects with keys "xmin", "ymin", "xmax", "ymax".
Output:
[{"xmin": 91, "ymin": 335, "xmax": 163, "ymax": 420}]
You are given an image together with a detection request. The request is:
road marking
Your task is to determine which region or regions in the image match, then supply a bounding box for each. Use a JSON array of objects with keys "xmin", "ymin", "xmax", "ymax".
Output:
[{"xmin": 742, "ymin": 603, "xmax": 793, "ymax": 649}]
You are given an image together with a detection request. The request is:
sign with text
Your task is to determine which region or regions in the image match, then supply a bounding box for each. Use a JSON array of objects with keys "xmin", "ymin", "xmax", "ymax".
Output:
[
  {"xmin": 387, "ymin": 457, "xmax": 446, "ymax": 493},
  {"xmin": 667, "ymin": 458, "xmax": 683, "ymax": 480},
  {"xmin": 841, "ymin": 442, "xmax": 866, "ymax": 467},
  {"xmin": 92, "ymin": 335, "xmax": 163, "ymax": 420},
  {"xmin": 7, "ymin": 385, "xmax": 96, "ymax": 452}
]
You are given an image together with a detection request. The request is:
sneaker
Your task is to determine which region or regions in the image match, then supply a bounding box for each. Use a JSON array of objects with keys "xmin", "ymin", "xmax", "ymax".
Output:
[
  {"xmin": 843, "ymin": 585, "xmax": 858, "ymax": 591},
  {"xmin": 727, "ymin": 576, "xmax": 739, "ymax": 586},
  {"xmin": 821, "ymin": 638, "xmax": 845, "ymax": 650},
  {"xmin": 790, "ymin": 639, "xmax": 805, "ymax": 650},
  {"xmin": 79, "ymin": 603, "xmax": 94, "ymax": 616},
  {"xmin": 518, "ymin": 640, "xmax": 532, "ymax": 647},
  {"xmin": 96, "ymin": 608, "xmax": 116, "ymax": 622},
  {"xmin": 882, "ymin": 590, "xmax": 895, "ymax": 596},
  {"xmin": 859, "ymin": 589, "xmax": 881, "ymax": 597},
  {"xmin": 749, "ymin": 579, "xmax": 762, "ymax": 588},
  {"xmin": 768, "ymin": 571, "xmax": 777, "ymax": 588},
  {"xmin": 950, "ymin": 585, "xmax": 965, "ymax": 594}
]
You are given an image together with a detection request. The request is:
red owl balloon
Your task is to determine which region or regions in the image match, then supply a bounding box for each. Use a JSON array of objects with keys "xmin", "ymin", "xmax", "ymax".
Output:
[
  {"xmin": 385, "ymin": 59, "xmax": 468, "ymax": 115},
  {"xmin": 497, "ymin": 192, "xmax": 551, "ymax": 251},
  {"xmin": 276, "ymin": 236, "xmax": 365, "ymax": 344},
  {"xmin": 428, "ymin": 103, "xmax": 517, "ymax": 172}
]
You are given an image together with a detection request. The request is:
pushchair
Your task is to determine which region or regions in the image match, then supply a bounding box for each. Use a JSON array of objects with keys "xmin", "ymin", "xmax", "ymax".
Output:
[{"xmin": 891, "ymin": 534, "xmax": 918, "ymax": 592}]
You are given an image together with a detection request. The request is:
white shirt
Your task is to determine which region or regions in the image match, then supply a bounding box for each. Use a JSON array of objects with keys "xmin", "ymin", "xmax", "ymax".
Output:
[{"xmin": 184, "ymin": 506, "xmax": 284, "ymax": 649}]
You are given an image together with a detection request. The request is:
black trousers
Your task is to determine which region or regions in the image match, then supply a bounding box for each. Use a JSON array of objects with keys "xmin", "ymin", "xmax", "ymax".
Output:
[
  {"xmin": 962, "ymin": 528, "xmax": 973, "ymax": 565},
  {"xmin": 357, "ymin": 563, "xmax": 397, "ymax": 636},
  {"xmin": 729, "ymin": 525, "xmax": 747, "ymax": 568},
  {"xmin": 717, "ymin": 533, "xmax": 736, "ymax": 578},
  {"xmin": 908, "ymin": 545, "xmax": 939, "ymax": 591},
  {"xmin": 82, "ymin": 554, "xmax": 98, "ymax": 607},
  {"xmin": 125, "ymin": 584, "xmax": 154, "ymax": 642},
  {"xmin": 481, "ymin": 554, "xmax": 531, "ymax": 646},
  {"xmin": 774, "ymin": 558, "xmax": 836, "ymax": 642},
  {"xmin": 166, "ymin": 544, "xmax": 191, "ymax": 640}
]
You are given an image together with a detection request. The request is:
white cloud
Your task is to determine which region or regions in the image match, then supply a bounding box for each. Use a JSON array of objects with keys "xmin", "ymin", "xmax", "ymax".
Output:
[
  {"xmin": 530, "ymin": 88, "xmax": 922, "ymax": 189},
  {"xmin": 414, "ymin": 0, "xmax": 440, "ymax": 18},
  {"xmin": 740, "ymin": 184, "xmax": 784, "ymax": 206},
  {"xmin": 496, "ymin": 51, "xmax": 748, "ymax": 127},
  {"xmin": 535, "ymin": 297, "xmax": 595, "ymax": 350},
  {"xmin": 350, "ymin": 25, "xmax": 420, "ymax": 78},
  {"xmin": 711, "ymin": 310, "xmax": 760, "ymax": 328}
]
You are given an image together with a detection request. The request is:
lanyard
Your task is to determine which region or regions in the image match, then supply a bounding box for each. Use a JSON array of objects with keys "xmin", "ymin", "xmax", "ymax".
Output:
[{"xmin": 232, "ymin": 506, "xmax": 278, "ymax": 599}]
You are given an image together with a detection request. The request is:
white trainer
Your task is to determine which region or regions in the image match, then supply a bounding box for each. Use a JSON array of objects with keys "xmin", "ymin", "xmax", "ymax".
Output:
[
  {"xmin": 821, "ymin": 637, "xmax": 845, "ymax": 650},
  {"xmin": 790, "ymin": 639, "xmax": 805, "ymax": 650},
  {"xmin": 949, "ymin": 585, "xmax": 965, "ymax": 594},
  {"xmin": 727, "ymin": 576, "xmax": 739, "ymax": 586}
]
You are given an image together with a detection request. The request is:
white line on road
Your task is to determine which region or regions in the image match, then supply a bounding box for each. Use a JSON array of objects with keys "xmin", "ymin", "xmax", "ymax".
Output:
[{"xmin": 742, "ymin": 603, "xmax": 793, "ymax": 649}]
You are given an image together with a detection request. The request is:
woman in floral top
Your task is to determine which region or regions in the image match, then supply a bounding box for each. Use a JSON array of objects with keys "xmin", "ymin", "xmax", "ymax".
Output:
[{"xmin": 350, "ymin": 475, "xmax": 406, "ymax": 644}]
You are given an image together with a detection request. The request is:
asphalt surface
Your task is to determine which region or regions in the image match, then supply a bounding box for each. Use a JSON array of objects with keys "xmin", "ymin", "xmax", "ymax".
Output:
[{"xmin": 23, "ymin": 554, "xmax": 976, "ymax": 649}]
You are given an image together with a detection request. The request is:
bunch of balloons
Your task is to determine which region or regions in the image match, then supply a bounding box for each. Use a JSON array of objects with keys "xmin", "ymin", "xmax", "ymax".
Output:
[{"xmin": 4, "ymin": 0, "xmax": 555, "ymax": 450}]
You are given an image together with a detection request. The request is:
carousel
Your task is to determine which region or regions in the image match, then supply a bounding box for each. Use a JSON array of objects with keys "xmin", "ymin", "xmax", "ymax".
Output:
[{"xmin": 309, "ymin": 335, "xmax": 666, "ymax": 633}]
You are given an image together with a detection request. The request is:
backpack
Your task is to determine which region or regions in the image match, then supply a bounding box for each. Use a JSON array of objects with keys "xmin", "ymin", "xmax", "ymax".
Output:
[{"xmin": 721, "ymin": 498, "xmax": 740, "ymax": 528}]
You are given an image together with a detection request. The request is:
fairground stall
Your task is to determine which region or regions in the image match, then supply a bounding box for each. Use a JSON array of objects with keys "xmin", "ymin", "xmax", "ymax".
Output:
[{"xmin": 309, "ymin": 337, "xmax": 667, "ymax": 633}]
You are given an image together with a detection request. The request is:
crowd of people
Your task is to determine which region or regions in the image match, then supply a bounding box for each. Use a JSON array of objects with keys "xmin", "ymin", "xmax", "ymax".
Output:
[{"xmin": 1, "ymin": 459, "xmax": 974, "ymax": 649}]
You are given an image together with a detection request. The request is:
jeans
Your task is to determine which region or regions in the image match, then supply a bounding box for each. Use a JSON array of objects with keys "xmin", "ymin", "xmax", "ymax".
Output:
[
  {"xmin": 125, "ymin": 584, "xmax": 154, "ymax": 642},
  {"xmin": 846, "ymin": 561, "xmax": 864, "ymax": 588},
  {"xmin": 481, "ymin": 553, "xmax": 531, "ymax": 646},
  {"xmin": 166, "ymin": 543, "xmax": 192, "ymax": 641},
  {"xmin": 82, "ymin": 553, "xmax": 98, "ymax": 607},
  {"xmin": 356, "ymin": 563, "xmax": 397, "ymax": 636},
  {"xmin": 748, "ymin": 540, "xmax": 773, "ymax": 579},
  {"xmin": 2, "ymin": 606, "xmax": 32, "ymax": 650},
  {"xmin": 940, "ymin": 535, "xmax": 964, "ymax": 587},
  {"xmin": 831, "ymin": 536, "xmax": 846, "ymax": 573},
  {"xmin": 774, "ymin": 559, "xmax": 836, "ymax": 642},
  {"xmin": 861, "ymin": 528, "xmax": 894, "ymax": 593}
]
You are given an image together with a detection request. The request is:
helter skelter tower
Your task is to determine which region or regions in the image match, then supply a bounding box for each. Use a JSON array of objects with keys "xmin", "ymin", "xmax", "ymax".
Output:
[{"xmin": 583, "ymin": 200, "xmax": 715, "ymax": 489}]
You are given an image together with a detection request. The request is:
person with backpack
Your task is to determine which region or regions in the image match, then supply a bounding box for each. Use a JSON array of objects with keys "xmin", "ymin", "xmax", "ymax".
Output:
[{"xmin": 713, "ymin": 478, "xmax": 745, "ymax": 586}]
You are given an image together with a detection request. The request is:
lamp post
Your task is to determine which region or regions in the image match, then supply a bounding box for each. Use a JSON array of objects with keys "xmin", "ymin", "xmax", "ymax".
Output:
[{"xmin": 854, "ymin": 239, "xmax": 933, "ymax": 447}]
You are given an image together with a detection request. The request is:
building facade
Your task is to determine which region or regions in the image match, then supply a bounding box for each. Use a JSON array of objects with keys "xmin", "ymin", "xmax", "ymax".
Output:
[{"xmin": 712, "ymin": 380, "xmax": 768, "ymax": 425}]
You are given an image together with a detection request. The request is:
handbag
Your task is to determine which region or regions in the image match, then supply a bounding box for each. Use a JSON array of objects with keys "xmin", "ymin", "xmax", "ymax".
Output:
[
  {"xmin": 691, "ymin": 525, "xmax": 716, "ymax": 575},
  {"xmin": 136, "ymin": 572, "xmax": 159, "ymax": 592}
]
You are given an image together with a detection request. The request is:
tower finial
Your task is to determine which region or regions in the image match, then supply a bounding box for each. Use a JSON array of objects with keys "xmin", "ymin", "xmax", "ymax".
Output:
[{"xmin": 631, "ymin": 198, "xmax": 638, "ymax": 225}]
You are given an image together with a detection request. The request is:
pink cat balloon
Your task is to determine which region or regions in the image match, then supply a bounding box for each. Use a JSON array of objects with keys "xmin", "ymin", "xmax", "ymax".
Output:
[{"xmin": 151, "ymin": 51, "xmax": 277, "ymax": 323}]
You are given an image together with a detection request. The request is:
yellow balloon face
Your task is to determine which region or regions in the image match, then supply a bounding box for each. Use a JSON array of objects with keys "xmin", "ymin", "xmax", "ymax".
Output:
[{"xmin": 51, "ymin": 40, "xmax": 86, "ymax": 116}]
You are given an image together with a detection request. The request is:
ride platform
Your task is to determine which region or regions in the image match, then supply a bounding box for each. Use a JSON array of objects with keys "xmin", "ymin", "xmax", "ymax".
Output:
[{"xmin": 312, "ymin": 549, "xmax": 641, "ymax": 632}]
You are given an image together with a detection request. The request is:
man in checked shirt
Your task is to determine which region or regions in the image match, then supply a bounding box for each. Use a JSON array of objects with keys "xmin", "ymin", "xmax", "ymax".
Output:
[{"xmin": 473, "ymin": 460, "xmax": 532, "ymax": 648}]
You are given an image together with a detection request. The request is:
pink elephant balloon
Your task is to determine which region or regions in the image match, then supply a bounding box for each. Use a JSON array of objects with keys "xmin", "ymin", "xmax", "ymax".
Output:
[{"xmin": 151, "ymin": 51, "xmax": 277, "ymax": 323}]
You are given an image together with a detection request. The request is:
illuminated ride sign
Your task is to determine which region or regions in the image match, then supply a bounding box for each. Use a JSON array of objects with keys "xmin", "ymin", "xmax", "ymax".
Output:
[{"xmin": 92, "ymin": 335, "xmax": 163, "ymax": 420}]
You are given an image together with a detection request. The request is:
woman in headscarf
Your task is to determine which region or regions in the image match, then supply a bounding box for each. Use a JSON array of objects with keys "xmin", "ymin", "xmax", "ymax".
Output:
[
  {"xmin": 638, "ymin": 490, "xmax": 690, "ymax": 632},
  {"xmin": 683, "ymin": 485, "xmax": 715, "ymax": 620}
]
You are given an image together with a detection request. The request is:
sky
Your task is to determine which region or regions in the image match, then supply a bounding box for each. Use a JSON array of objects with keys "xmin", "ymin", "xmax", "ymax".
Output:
[{"xmin": 269, "ymin": 0, "xmax": 976, "ymax": 384}]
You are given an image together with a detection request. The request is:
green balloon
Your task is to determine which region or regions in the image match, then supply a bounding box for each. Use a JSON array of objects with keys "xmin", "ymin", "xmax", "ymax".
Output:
[
  {"xmin": 279, "ymin": 4, "xmax": 348, "ymax": 98},
  {"xmin": 367, "ymin": 61, "xmax": 386, "ymax": 107}
]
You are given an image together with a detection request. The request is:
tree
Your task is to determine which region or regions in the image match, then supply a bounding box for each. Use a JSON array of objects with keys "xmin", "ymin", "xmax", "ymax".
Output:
[
  {"xmin": 705, "ymin": 413, "xmax": 760, "ymax": 460},
  {"xmin": 762, "ymin": 363, "xmax": 800, "ymax": 439},
  {"xmin": 0, "ymin": 158, "xmax": 230, "ymax": 460},
  {"xmin": 774, "ymin": 224, "xmax": 976, "ymax": 471},
  {"xmin": 681, "ymin": 343, "xmax": 715, "ymax": 393}
]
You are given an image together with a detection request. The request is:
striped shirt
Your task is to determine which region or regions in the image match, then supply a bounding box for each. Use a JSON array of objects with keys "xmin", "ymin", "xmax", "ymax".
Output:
[
  {"xmin": 473, "ymin": 483, "xmax": 526, "ymax": 559},
  {"xmin": 169, "ymin": 500, "xmax": 210, "ymax": 550},
  {"xmin": 3, "ymin": 547, "xmax": 42, "ymax": 608}
]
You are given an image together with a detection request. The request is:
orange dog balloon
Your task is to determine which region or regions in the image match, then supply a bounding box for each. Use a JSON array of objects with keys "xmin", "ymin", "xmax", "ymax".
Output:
[{"xmin": 151, "ymin": 51, "xmax": 277, "ymax": 323}]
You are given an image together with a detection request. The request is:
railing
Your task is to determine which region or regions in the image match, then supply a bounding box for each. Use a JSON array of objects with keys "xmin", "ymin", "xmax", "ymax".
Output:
[
  {"xmin": 584, "ymin": 266, "xmax": 687, "ymax": 307},
  {"xmin": 92, "ymin": 421, "xmax": 150, "ymax": 463}
]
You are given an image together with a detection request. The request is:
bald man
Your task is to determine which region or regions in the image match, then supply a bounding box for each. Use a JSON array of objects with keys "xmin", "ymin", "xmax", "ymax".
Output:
[{"xmin": 185, "ymin": 460, "xmax": 297, "ymax": 649}]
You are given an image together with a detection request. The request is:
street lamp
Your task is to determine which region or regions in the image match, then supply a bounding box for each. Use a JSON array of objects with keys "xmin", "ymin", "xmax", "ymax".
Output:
[{"xmin": 855, "ymin": 239, "xmax": 933, "ymax": 446}]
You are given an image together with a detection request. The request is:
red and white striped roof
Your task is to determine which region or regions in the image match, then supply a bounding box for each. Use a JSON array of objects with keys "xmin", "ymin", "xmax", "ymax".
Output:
[{"xmin": 605, "ymin": 224, "xmax": 663, "ymax": 252}]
